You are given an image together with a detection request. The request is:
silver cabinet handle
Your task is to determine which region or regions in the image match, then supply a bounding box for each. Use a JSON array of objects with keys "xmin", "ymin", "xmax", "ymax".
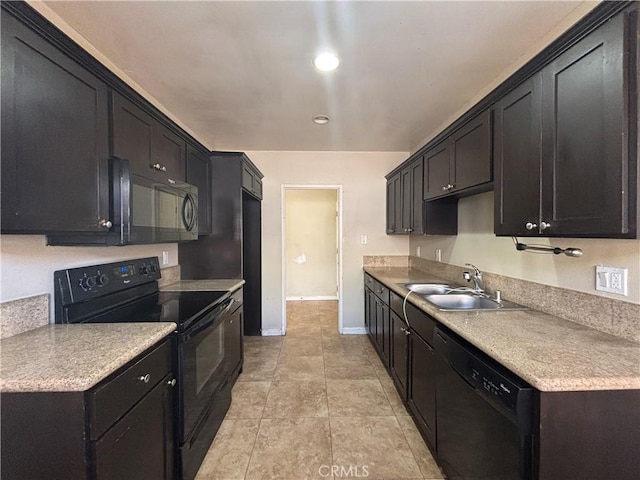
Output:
[
  {"xmin": 400, "ymin": 326, "xmax": 411, "ymax": 336},
  {"xmin": 442, "ymin": 185, "xmax": 449, "ymax": 192},
  {"xmin": 138, "ymin": 374, "xmax": 151, "ymax": 384},
  {"xmin": 540, "ymin": 221, "xmax": 551, "ymax": 230},
  {"xmin": 100, "ymin": 219, "xmax": 113, "ymax": 229},
  {"xmin": 167, "ymin": 378, "xmax": 176, "ymax": 387},
  {"xmin": 525, "ymin": 222, "xmax": 538, "ymax": 231},
  {"xmin": 151, "ymin": 163, "xmax": 167, "ymax": 172}
]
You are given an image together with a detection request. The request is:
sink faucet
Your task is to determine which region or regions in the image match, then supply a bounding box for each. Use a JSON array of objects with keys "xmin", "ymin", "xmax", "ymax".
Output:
[{"xmin": 463, "ymin": 263, "xmax": 484, "ymax": 293}]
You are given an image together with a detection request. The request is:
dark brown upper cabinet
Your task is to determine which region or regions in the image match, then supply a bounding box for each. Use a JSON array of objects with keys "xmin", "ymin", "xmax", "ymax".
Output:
[
  {"xmin": 386, "ymin": 171, "xmax": 402, "ymax": 234},
  {"xmin": 241, "ymin": 162, "xmax": 263, "ymax": 200},
  {"xmin": 423, "ymin": 109, "xmax": 492, "ymax": 201},
  {"xmin": 495, "ymin": 10, "xmax": 638, "ymax": 238},
  {"xmin": 112, "ymin": 92, "xmax": 186, "ymax": 183},
  {"xmin": 386, "ymin": 158, "xmax": 424, "ymax": 235},
  {"xmin": 1, "ymin": 7, "xmax": 110, "ymax": 234}
]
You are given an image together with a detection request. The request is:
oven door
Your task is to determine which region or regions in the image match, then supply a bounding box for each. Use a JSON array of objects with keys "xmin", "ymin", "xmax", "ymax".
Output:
[
  {"xmin": 110, "ymin": 156, "xmax": 198, "ymax": 245},
  {"xmin": 177, "ymin": 298, "xmax": 237, "ymax": 443}
]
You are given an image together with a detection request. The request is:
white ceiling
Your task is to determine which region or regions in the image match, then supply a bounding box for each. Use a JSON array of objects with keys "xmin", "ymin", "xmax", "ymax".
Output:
[{"xmin": 43, "ymin": 1, "xmax": 595, "ymax": 152}]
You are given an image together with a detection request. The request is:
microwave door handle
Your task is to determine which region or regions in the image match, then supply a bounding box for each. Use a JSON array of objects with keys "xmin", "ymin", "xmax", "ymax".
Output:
[{"xmin": 181, "ymin": 193, "xmax": 197, "ymax": 232}]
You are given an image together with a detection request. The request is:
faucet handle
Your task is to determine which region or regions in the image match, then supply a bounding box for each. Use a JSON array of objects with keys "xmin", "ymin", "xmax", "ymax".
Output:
[{"xmin": 464, "ymin": 263, "xmax": 481, "ymax": 276}]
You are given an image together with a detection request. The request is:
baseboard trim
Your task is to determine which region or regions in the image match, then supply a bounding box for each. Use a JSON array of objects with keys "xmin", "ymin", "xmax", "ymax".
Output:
[
  {"xmin": 260, "ymin": 329, "xmax": 284, "ymax": 336},
  {"xmin": 285, "ymin": 296, "xmax": 339, "ymax": 301},
  {"xmin": 341, "ymin": 327, "xmax": 367, "ymax": 335}
]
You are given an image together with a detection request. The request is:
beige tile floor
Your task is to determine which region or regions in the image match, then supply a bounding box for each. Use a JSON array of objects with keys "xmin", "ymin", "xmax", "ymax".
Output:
[{"xmin": 195, "ymin": 300, "xmax": 445, "ymax": 480}]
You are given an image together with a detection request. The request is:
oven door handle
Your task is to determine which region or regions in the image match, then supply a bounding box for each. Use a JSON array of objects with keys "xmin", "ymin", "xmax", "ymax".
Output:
[
  {"xmin": 183, "ymin": 298, "xmax": 235, "ymax": 341},
  {"xmin": 219, "ymin": 298, "xmax": 235, "ymax": 317}
]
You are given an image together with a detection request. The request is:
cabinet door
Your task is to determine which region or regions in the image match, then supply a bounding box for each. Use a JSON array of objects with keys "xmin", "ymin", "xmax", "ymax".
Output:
[
  {"xmin": 154, "ymin": 123, "xmax": 185, "ymax": 182},
  {"xmin": 400, "ymin": 166, "xmax": 412, "ymax": 233},
  {"xmin": 241, "ymin": 162, "xmax": 263, "ymax": 199},
  {"xmin": 410, "ymin": 159, "xmax": 424, "ymax": 234},
  {"xmin": 541, "ymin": 12, "xmax": 629, "ymax": 236},
  {"xmin": 225, "ymin": 306, "xmax": 243, "ymax": 376},
  {"xmin": 423, "ymin": 142, "xmax": 451, "ymax": 200},
  {"xmin": 186, "ymin": 145, "xmax": 211, "ymax": 235},
  {"xmin": 242, "ymin": 164, "xmax": 255, "ymax": 193},
  {"xmin": 451, "ymin": 109, "xmax": 492, "ymax": 192},
  {"xmin": 112, "ymin": 92, "xmax": 155, "ymax": 176},
  {"xmin": 378, "ymin": 300, "xmax": 391, "ymax": 366},
  {"xmin": 1, "ymin": 10, "xmax": 109, "ymax": 233},
  {"xmin": 494, "ymin": 76, "xmax": 543, "ymax": 236},
  {"xmin": 365, "ymin": 288, "xmax": 377, "ymax": 341},
  {"xmin": 253, "ymin": 177, "xmax": 263, "ymax": 200},
  {"xmin": 94, "ymin": 372, "xmax": 175, "ymax": 480},
  {"xmin": 409, "ymin": 333, "xmax": 437, "ymax": 448},
  {"xmin": 386, "ymin": 172, "xmax": 401, "ymax": 234},
  {"xmin": 390, "ymin": 311, "xmax": 409, "ymax": 400}
]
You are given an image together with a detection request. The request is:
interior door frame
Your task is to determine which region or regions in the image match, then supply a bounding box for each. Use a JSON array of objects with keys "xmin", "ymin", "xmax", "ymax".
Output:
[{"xmin": 281, "ymin": 185, "xmax": 344, "ymax": 334}]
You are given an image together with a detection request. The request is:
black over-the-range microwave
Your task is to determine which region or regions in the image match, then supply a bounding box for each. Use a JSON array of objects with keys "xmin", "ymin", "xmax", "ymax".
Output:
[{"xmin": 48, "ymin": 156, "xmax": 198, "ymax": 246}]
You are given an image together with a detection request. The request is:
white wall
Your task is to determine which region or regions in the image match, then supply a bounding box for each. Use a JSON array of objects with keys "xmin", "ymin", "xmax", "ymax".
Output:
[
  {"xmin": 411, "ymin": 192, "xmax": 640, "ymax": 304},
  {"xmin": 285, "ymin": 189, "xmax": 338, "ymax": 298},
  {"xmin": 246, "ymin": 151, "xmax": 409, "ymax": 332},
  {"xmin": 0, "ymin": 235, "xmax": 179, "ymax": 318}
]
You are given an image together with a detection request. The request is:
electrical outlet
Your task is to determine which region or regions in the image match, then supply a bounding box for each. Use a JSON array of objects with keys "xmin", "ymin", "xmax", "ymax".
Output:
[
  {"xmin": 416, "ymin": 246, "xmax": 421, "ymax": 257},
  {"xmin": 595, "ymin": 266, "xmax": 628, "ymax": 295},
  {"xmin": 360, "ymin": 235, "xmax": 368, "ymax": 245},
  {"xmin": 435, "ymin": 248, "xmax": 442, "ymax": 262},
  {"xmin": 162, "ymin": 251, "xmax": 169, "ymax": 265}
]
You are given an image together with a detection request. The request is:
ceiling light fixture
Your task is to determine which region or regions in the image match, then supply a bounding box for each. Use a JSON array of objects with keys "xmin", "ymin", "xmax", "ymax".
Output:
[
  {"xmin": 314, "ymin": 52, "xmax": 339, "ymax": 72},
  {"xmin": 313, "ymin": 115, "xmax": 330, "ymax": 125}
]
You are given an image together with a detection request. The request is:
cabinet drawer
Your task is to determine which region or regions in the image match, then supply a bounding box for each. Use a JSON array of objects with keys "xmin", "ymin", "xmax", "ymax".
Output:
[
  {"xmin": 88, "ymin": 339, "xmax": 172, "ymax": 440},
  {"xmin": 390, "ymin": 291, "xmax": 405, "ymax": 316},
  {"xmin": 364, "ymin": 273, "xmax": 375, "ymax": 290},
  {"xmin": 372, "ymin": 280, "xmax": 390, "ymax": 304},
  {"xmin": 406, "ymin": 302, "xmax": 435, "ymax": 346}
]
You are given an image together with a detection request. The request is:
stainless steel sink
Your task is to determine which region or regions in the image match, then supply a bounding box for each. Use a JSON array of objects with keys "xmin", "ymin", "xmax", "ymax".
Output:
[
  {"xmin": 402, "ymin": 283, "xmax": 453, "ymax": 295},
  {"xmin": 424, "ymin": 294, "xmax": 528, "ymax": 311}
]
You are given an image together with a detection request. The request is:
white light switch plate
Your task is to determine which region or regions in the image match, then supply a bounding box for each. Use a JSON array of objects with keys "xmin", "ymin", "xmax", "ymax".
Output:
[
  {"xmin": 360, "ymin": 235, "xmax": 367, "ymax": 245},
  {"xmin": 595, "ymin": 266, "xmax": 628, "ymax": 296}
]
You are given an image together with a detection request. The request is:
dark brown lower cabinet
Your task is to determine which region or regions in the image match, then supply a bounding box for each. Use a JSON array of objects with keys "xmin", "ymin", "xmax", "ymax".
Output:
[
  {"xmin": 390, "ymin": 311, "xmax": 409, "ymax": 400},
  {"xmin": 365, "ymin": 275, "xmax": 640, "ymax": 479},
  {"xmin": 0, "ymin": 340, "xmax": 175, "ymax": 480},
  {"xmin": 537, "ymin": 390, "xmax": 640, "ymax": 480},
  {"xmin": 364, "ymin": 279, "xmax": 391, "ymax": 368},
  {"xmin": 376, "ymin": 298, "xmax": 391, "ymax": 366},
  {"xmin": 408, "ymin": 331, "xmax": 438, "ymax": 450}
]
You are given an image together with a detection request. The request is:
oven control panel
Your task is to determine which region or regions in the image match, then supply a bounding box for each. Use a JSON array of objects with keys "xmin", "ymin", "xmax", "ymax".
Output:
[{"xmin": 54, "ymin": 257, "xmax": 161, "ymax": 305}]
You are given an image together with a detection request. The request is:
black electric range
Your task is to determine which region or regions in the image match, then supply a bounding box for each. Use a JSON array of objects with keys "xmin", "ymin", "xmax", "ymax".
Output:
[{"xmin": 54, "ymin": 257, "xmax": 244, "ymax": 480}]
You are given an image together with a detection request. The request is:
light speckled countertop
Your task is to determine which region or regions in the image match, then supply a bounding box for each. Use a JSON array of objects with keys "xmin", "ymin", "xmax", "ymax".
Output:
[
  {"xmin": 365, "ymin": 267, "xmax": 640, "ymax": 392},
  {"xmin": 0, "ymin": 323, "xmax": 176, "ymax": 392},
  {"xmin": 161, "ymin": 279, "xmax": 245, "ymax": 292}
]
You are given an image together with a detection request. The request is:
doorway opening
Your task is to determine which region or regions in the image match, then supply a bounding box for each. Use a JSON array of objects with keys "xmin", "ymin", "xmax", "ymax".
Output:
[{"xmin": 281, "ymin": 185, "xmax": 343, "ymax": 335}]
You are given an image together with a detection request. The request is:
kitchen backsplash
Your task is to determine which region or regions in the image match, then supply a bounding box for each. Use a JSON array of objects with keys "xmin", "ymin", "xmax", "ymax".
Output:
[
  {"xmin": 365, "ymin": 255, "xmax": 640, "ymax": 343},
  {"xmin": 0, "ymin": 294, "xmax": 49, "ymax": 339}
]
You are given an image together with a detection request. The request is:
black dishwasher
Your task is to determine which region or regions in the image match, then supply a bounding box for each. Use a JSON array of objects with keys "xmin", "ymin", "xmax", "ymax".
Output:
[{"xmin": 433, "ymin": 327, "xmax": 535, "ymax": 480}]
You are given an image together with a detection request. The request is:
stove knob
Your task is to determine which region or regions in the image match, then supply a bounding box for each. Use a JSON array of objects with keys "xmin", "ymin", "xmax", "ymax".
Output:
[
  {"xmin": 149, "ymin": 264, "xmax": 158, "ymax": 273},
  {"xmin": 96, "ymin": 274, "xmax": 109, "ymax": 286},
  {"xmin": 81, "ymin": 276, "xmax": 97, "ymax": 289},
  {"xmin": 139, "ymin": 265, "xmax": 149, "ymax": 275}
]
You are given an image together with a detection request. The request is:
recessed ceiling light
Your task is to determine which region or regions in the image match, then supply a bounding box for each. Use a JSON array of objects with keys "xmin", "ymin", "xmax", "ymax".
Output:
[
  {"xmin": 313, "ymin": 115, "xmax": 330, "ymax": 125},
  {"xmin": 314, "ymin": 52, "xmax": 339, "ymax": 72}
]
